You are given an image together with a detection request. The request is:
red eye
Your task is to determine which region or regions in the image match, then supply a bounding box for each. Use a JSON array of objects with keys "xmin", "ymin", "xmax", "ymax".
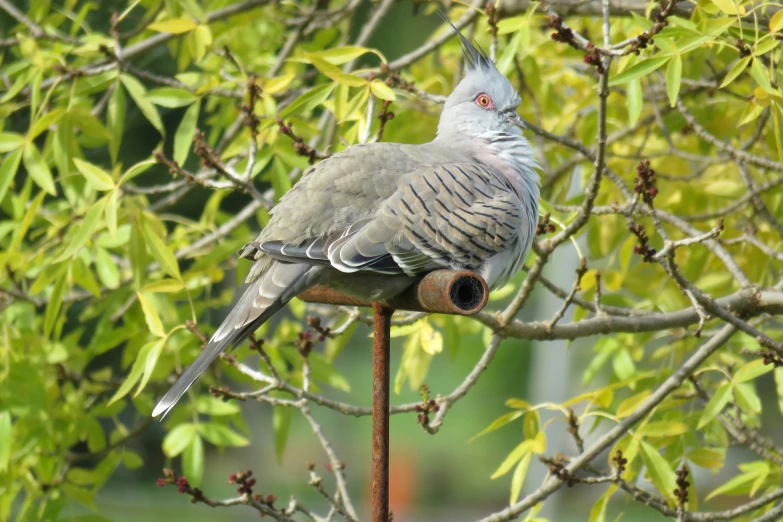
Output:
[{"xmin": 476, "ymin": 94, "xmax": 493, "ymax": 109}]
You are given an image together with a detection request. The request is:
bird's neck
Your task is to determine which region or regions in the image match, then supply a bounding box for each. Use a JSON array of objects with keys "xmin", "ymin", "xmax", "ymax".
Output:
[{"xmin": 470, "ymin": 132, "xmax": 541, "ymax": 202}]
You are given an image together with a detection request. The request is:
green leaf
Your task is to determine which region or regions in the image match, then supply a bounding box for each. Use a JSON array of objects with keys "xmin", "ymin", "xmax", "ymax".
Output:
[
  {"xmin": 162, "ymin": 423, "xmax": 197, "ymax": 457},
  {"xmin": 665, "ymin": 54, "xmax": 682, "ymax": 107},
  {"xmin": 183, "ymin": 435, "xmax": 204, "ymax": 487},
  {"xmin": 609, "ymin": 57, "xmax": 670, "ymax": 86},
  {"xmin": 522, "ymin": 411, "xmax": 539, "ymax": 441},
  {"xmin": 711, "ymin": 0, "xmax": 745, "ymax": 15},
  {"xmin": 627, "ymin": 77, "xmax": 643, "ymax": 127},
  {"xmin": 640, "ymin": 441, "xmax": 678, "ymax": 505},
  {"xmin": 108, "ymin": 83, "xmax": 126, "ymax": 164},
  {"xmin": 636, "ymin": 421, "xmax": 689, "ymax": 438},
  {"xmin": 23, "ymin": 144, "xmax": 56, "ymax": 195},
  {"xmin": 509, "ymin": 452, "xmax": 531, "ymax": 505},
  {"xmin": 108, "ymin": 339, "xmax": 157, "ymax": 405},
  {"xmin": 135, "ymin": 337, "xmax": 166, "ymax": 397},
  {"xmin": 119, "ymin": 158, "xmax": 155, "ymax": 185},
  {"xmin": 0, "ymin": 411, "xmax": 11, "ymax": 471},
  {"xmin": 0, "ymin": 148, "xmax": 22, "ymax": 203},
  {"xmin": 73, "ymin": 158, "xmax": 115, "ymax": 191},
  {"xmin": 0, "ymin": 132, "xmax": 25, "ymax": 153},
  {"xmin": 772, "ymin": 103, "xmax": 783, "ymax": 164},
  {"xmin": 754, "ymin": 38, "xmax": 778, "ymax": 57},
  {"xmin": 617, "ymin": 390, "xmax": 651, "ymax": 419},
  {"xmin": 589, "ymin": 486, "xmax": 617, "ymax": 522},
  {"xmin": 130, "ymin": 219, "xmax": 147, "ymax": 288},
  {"xmin": 141, "ymin": 219, "xmax": 181, "ymax": 279},
  {"xmin": 146, "ymin": 87, "xmax": 198, "ymax": 108},
  {"xmin": 305, "ymin": 46, "xmax": 385, "ymax": 65},
  {"xmin": 69, "ymin": 108, "xmax": 113, "ymax": 140},
  {"xmin": 471, "ymin": 410, "xmax": 524, "ymax": 440},
  {"xmin": 273, "ymin": 407, "xmax": 293, "ymax": 462},
  {"xmin": 706, "ymin": 466, "xmax": 763, "ymax": 500},
  {"xmin": 279, "ymin": 84, "xmax": 336, "ymax": 118},
  {"xmin": 733, "ymin": 382, "xmax": 761, "ymax": 414},
  {"xmin": 56, "ymin": 197, "xmax": 107, "ymax": 261},
  {"xmin": 142, "ymin": 279, "xmax": 184, "ymax": 293},
  {"xmin": 688, "ymin": 448, "xmax": 724, "ymax": 469},
  {"xmin": 771, "ymin": 9, "xmax": 783, "ymax": 32},
  {"xmin": 750, "ymin": 59, "xmax": 772, "ymax": 92},
  {"xmin": 95, "ymin": 248, "xmax": 120, "ymax": 289},
  {"xmin": 776, "ymin": 367, "xmax": 783, "ymax": 416},
  {"xmin": 733, "ymin": 359, "xmax": 773, "ymax": 383},
  {"xmin": 491, "ymin": 440, "xmax": 532, "ymax": 479},
  {"xmin": 149, "ymin": 18, "xmax": 198, "ymax": 34},
  {"xmin": 120, "ymin": 74, "xmax": 165, "ymax": 136},
  {"xmin": 105, "ymin": 190, "xmax": 118, "ymax": 237},
  {"xmin": 174, "ymin": 101, "xmax": 200, "ymax": 165},
  {"xmin": 719, "ymin": 56, "xmax": 751, "ymax": 88},
  {"xmin": 28, "ymin": 108, "xmax": 66, "ymax": 141},
  {"xmin": 137, "ymin": 292, "xmax": 165, "ymax": 337},
  {"xmin": 195, "ymin": 396, "xmax": 240, "ymax": 416},
  {"xmin": 369, "ymin": 81, "xmax": 396, "ymax": 101},
  {"xmin": 198, "ymin": 423, "xmax": 250, "ymax": 447},
  {"xmin": 307, "ymin": 56, "xmax": 368, "ymax": 87},
  {"xmin": 697, "ymin": 382, "xmax": 731, "ymax": 429}
]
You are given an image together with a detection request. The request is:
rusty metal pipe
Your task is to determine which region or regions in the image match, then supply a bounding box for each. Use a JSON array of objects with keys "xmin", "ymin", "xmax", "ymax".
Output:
[
  {"xmin": 371, "ymin": 303, "xmax": 392, "ymax": 522},
  {"xmin": 298, "ymin": 270, "xmax": 489, "ymax": 315}
]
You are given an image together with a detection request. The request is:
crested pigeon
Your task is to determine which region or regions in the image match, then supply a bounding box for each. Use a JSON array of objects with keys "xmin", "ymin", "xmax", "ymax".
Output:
[{"xmin": 152, "ymin": 17, "xmax": 541, "ymax": 418}]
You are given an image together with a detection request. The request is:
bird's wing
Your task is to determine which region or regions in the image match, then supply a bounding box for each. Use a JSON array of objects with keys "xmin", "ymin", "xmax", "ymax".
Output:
[{"xmin": 248, "ymin": 162, "xmax": 525, "ymax": 278}]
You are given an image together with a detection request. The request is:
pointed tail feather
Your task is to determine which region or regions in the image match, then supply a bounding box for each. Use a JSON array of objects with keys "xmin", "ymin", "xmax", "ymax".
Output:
[{"xmin": 152, "ymin": 263, "xmax": 321, "ymax": 418}]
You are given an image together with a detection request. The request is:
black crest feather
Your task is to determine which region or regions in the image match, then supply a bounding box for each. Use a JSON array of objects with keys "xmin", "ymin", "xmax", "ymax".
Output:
[{"xmin": 436, "ymin": 8, "xmax": 493, "ymax": 73}]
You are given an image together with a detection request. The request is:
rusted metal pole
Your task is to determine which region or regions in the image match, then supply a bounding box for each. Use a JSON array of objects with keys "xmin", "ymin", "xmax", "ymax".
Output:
[
  {"xmin": 297, "ymin": 270, "xmax": 489, "ymax": 522},
  {"xmin": 299, "ymin": 270, "xmax": 488, "ymax": 315},
  {"xmin": 371, "ymin": 303, "xmax": 392, "ymax": 522}
]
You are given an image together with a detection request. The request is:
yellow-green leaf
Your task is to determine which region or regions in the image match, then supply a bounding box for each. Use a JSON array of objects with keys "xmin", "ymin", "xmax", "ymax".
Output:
[
  {"xmin": 73, "ymin": 158, "xmax": 115, "ymax": 191},
  {"xmin": 640, "ymin": 441, "xmax": 678, "ymax": 505},
  {"xmin": 666, "ymin": 54, "xmax": 682, "ymax": 107},
  {"xmin": 135, "ymin": 337, "xmax": 167, "ymax": 396},
  {"xmin": 142, "ymin": 279, "xmax": 184, "ymax": 293},
  {"xmin": 141, "ymin": 219, "xmax": 181, "ymax": 279},
  {"xmin": 609, "ymin": 57, "xmax": 669, "ymax": 86},
  {"xmin": 0, "ymin": 132, "xmax": 25, "ymax": 153},
  {"xmin": 23, "ymin": 144, "xmax": 56, "ymax": 195},
  {"xmin": 56, "ymin": 197, "xmax": 107, "ymax": 261},
  {"xmin": 711, "ymin": 0, "xmax": 745, "ymax": 15},
  {"xmin": 509, "ymin": 452, "xmax": 531, "ymax": 504},
  {"xmin": 636, "ymin": 421, "xmax": 689, "ymax": 438},
  {"xmin": 770, "ymin": 9, "xmax": 783, "ymax": 32},
  {"xmin": 145, "ymin": 87, "xmax": 198, "ymax": 108},
  {"xmin": 369, "ymin": 81, "xmax": 396, "ymax": 101},
  {"xmin": 734, "ymin": 359, "xmax": 773, "ymax": 383},
  {"xmin": 617, "ymin": 390, "xmax": 651, "ymax": 419},
  {"xmin": 308, "ymin": 56, "xmax": 368, "ymax": 87},
  {"xmin": 137, "ymin": 291, "xmax": 165, "ymax": 337},
  {"xmin": 120, "ymin": 74, "xmax": 165, "ymax": 136},
  {"xmin": 697, "ymin": 382, "xmax": 731, "ymax": 429},
  {"xmin": 148, "ymin": 18, "xmax": 198, "ymax": 34},
  {"xmin": 174, "ymin": 101, "xmax": 199, "ymax": 165},
  {"xmin": 491, "ymin": 440, "xmax": 531, "ymax": 479},
  {"xmin": 0, "ymin": 148, "xmax": 22, "ymax": 203},
  {"xmin": 719, "ymin": 56, "xmax": 751, "ymax": 88}
]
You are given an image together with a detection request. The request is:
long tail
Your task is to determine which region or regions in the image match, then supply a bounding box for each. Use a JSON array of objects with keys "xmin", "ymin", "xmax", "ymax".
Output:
[{"xmin": 152, "ymin": 262, "xmax": 322, "ymax": 418}]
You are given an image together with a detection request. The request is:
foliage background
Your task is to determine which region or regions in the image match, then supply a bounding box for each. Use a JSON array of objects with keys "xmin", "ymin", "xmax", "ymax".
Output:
[{"xmin": 1, "ymin": 0, "xmax": 783, "ymax": 521}]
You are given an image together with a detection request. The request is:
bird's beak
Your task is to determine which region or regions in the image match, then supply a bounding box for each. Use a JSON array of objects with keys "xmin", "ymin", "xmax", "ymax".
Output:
[{"xmin": 503, "ymin": 110, "xmax": 527, "ymax": 129}]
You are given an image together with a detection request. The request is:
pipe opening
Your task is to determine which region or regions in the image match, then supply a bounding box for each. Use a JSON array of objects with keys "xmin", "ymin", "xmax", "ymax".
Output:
[{"xmin": 449, "ymin": 276, "xmax": 484, "ymax": 311}]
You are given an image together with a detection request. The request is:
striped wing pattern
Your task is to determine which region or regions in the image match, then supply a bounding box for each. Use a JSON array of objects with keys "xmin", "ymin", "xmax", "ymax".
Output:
[{"xmin": 249, "ymin": 163, "xmax": 523, "ymax": 280}]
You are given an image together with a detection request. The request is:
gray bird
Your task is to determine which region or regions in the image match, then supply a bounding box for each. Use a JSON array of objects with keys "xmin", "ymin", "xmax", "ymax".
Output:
[{"xmin": 152, "ymin": 18, "xmax": 540, "ymax": 418}]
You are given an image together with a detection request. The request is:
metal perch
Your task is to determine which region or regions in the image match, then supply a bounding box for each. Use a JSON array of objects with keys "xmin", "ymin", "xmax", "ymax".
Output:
[{"xmin": 299, "ymin": 270, "xmax": 489, "ymax": 522}]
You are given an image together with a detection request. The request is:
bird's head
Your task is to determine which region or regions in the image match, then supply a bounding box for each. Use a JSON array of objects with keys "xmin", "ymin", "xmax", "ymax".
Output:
[{"xmin": 436, "ymin": 14, "xmax": 524, "ymax": 140}]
